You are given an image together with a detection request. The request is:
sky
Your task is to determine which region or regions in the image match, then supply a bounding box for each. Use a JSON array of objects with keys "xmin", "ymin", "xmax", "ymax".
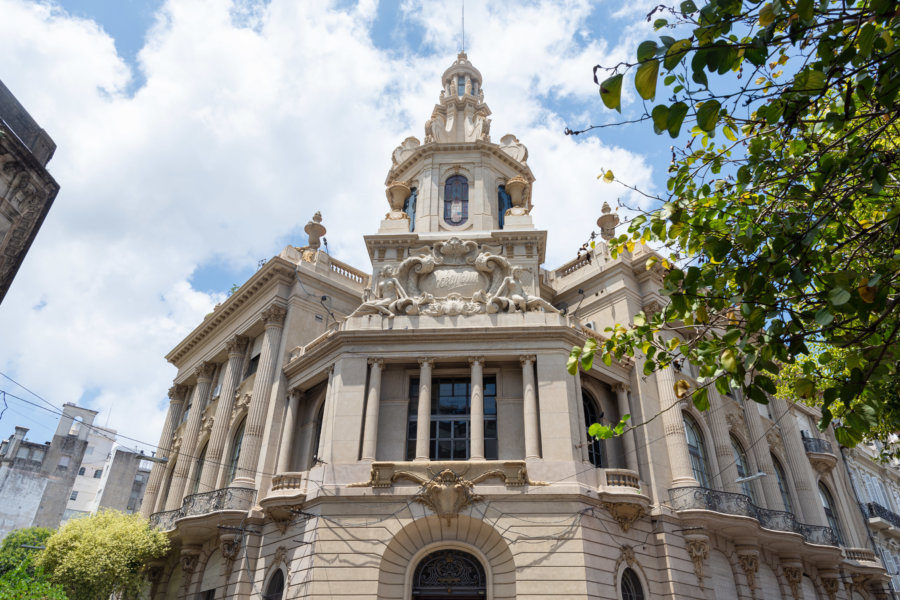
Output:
[{"xmin": 0, "ymin": 0, "xmax": 668, "ymax": 453}]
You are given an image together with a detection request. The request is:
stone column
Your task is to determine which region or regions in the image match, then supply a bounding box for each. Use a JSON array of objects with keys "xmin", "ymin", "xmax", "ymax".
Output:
[
  {"xmin": 708, "ymin": 389, "xmax": 741, "ymax": 493},
  {"xmin": 656, "ymin": 366, "xmax": 698, "ymax": 488},
  {"xmin": 742, "ymin": 398, "xmax": 784, "ymax": 510},
  {"xmin": 415, "ymin": 358, "xmax": 433, "ymax": 461},
  {"xmin": 277, "ymin": 389, "xmax": 303, "ymax": 473},
  {"xmin": 165, "ymin": 363, "xmax": 215, "ymax": 510},
  {"xmin": 613, "ymin": 383, "xmax": 639, "ymax": 473},
  {"xmin": 770, "ymin": 395, "xmax": 828, "ymax": 525},
  {"xmin": 521, "ymin": 355, "xmax": 540, "ymax": 460},
  {"xmin": 469, "ymin": 357, "xmax": 485, "ymax": 461},
  {"xmin": 141, "ymin": 384, "xmax": 187, "ymax": 517},
  {"xmin": 361, "ymin": 359, "xmax": 383, "ymax": 462},
  {"xmin": 197, "ymin": 335, "xmax": 248, "ymax": 492},
  {"xmin": 233, "ymin": 304, "xmax": 287, "ymax": 488}
]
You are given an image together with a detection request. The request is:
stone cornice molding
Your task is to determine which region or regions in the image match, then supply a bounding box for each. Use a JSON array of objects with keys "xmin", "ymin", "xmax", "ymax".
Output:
[
  {"xmin": 165, "ymin": 257, "xmax": 295, "ymax": 365},
  {"xmin": 386, "ymin": 139, "xmax": 535, "ymax": 187}
]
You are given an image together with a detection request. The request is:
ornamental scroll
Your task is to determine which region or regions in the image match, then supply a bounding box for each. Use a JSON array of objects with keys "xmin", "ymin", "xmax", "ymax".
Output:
[{"xmin": 350, "ymin": 237, "xmax": 557, "ymax": 318}]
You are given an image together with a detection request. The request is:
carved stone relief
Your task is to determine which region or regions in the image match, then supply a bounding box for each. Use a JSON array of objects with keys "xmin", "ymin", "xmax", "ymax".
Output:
[
  {"xmin": 350, "ymin": 237, "xmax": 557, "ymax": 318},
  {"xmin": 392, "ymin": 136, "xmax": 421, "ymax": 166},
  {"xmin": 783, "ymin": 565, "xmax": 802, "ymax": 600},
  {"xmin": 601, "ymin": 502, "xmax": 645, "ymax": 533},
  {"xmin": 499, "ymin": 134, "xmax": 528, "ymax": 163},
  {"xmin": 821, "ymin": 576, "xmax": 840, "ymax": 600},
  {"xmin": 738, "ymin": 551, "xmax": 759, "ymax": 598},
  {"xmin": 685, "ymin": 536, "xmax": 709, "ymax": 589}
]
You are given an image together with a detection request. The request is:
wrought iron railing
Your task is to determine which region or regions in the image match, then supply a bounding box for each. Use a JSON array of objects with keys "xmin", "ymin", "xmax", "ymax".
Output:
[
  {"xmin": 669, "ymin": 487, "xmax": 839, "ymax": 546},
  {"xmin": 148, "ymin": 508, "xmax": 180, "ymax": 531},
  {"xmin": 148, "ymin": 487, "xmax": 256, "ymax": 530},
  {"xmin": 801, "ymin": 436, "xmax": 834, "ymax": 454},
  {"xmin": 864, "ymin": 502, "xmax": 900, "ymax": 529}
]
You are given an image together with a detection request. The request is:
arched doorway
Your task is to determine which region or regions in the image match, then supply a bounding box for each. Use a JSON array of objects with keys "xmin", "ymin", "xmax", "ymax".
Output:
[{"xmin": 412, "ymin": 549, "xmax": 486, "ymax": 599}]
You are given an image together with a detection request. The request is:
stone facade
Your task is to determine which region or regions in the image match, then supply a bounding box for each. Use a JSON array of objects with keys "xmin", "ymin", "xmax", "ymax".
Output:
[
  {"xmin": 0, "ymin": 78, "xmax": 58, "ymax": 304},
  {"xmin": 144, "ymin": 54, "xmax": 889, "ymax": 600}
]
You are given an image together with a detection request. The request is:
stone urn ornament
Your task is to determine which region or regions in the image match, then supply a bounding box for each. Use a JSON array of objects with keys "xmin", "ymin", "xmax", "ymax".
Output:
[
  {"xmin": 385, "ymin": 180, "xmax": 411, "ymax": 220},
  {"xmin": 504, "ymin": 176, "xmax": 529, "ymax": 216}
]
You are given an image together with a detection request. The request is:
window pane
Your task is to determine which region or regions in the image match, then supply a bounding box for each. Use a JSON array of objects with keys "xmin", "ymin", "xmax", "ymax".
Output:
[
  {"xmin": 437, "ymin": 440, "xmax": 452, "ymax": 460},
  {"xmin": 485, "ymin": 439, "xmax": 498, "ymax": 461},
  {"xmin": 453, "ymin": 421, "xmax": 467, "ymax": 438},
  {"xmin": 485, "ymin": 419, "xmax": 497, "ymax": 438}
]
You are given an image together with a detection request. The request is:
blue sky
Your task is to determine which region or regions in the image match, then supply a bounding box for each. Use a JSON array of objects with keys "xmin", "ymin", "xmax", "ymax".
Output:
[{"xmin": 0, "ymin": 0, "xmax": 669, "ymax": 448}]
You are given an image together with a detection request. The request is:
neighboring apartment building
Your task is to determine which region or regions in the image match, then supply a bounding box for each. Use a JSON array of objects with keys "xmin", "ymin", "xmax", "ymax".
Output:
[
  {"xmin": 0, "ymin": 78, "xmax": 59, "ymax": 304},
  {"xmin": 845, "ymin": 441, "xmax": 900, "ymax": 596},
  {"xmin": 63, "ymin": 424, "xmax": 153, "ymax": 523},
  {"xmin": 0, "ymin": 403, "xmax": 96, "ymax": 540},
  {"xmin": 142, "ymin": 54, "xmax": 890, "ymax": 600}
]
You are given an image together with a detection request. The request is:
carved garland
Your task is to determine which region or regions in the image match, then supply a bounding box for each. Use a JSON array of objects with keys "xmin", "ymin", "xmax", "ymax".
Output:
[
  {"xmin": 783, "ymin": 566, "xmax": 802, "ymax": 600},
  {"xmin": 738, "ymin": 552, "xmax": 759, "ymax": 599},
  {"xmin": 685, "ymin": 538, "xmax": 709, "ymax": 589}
]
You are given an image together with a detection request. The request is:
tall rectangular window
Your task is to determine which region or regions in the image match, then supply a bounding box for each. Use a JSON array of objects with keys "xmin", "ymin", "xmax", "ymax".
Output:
[{"xmin": 406, "ymin": 376, "xmax": 497, "ymax": 461}]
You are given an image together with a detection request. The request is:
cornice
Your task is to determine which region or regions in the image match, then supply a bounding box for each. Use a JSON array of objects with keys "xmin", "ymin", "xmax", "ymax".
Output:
[
  {"xmin": 386, "ymin": 140, "xmax": 534, "ymax": 184},
  {"xmin": 165, "ymin": 257, "xmax": 296, "ymax": 365}
]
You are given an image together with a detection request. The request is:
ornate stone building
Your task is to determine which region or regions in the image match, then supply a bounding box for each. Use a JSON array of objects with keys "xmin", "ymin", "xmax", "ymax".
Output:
[{"xmin": 143, "ymin": 54, "xmax": 889, "ymax": 600}]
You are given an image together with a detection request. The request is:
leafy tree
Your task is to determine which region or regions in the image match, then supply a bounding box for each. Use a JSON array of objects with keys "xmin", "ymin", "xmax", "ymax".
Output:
[
  {"xmin": 0, "ymin": 562, "xmax": 67, "ymax": 600},
  {"xmin": 571, "ymin": 0, "xmax": 900, "ymax": 452},
  {"xmin": 0, "ymin": 527, "xmax": 54, "ymax": 575},
  {"xmin": 38, "ymin": 511, "xmax": 169, "ymax": 600}
]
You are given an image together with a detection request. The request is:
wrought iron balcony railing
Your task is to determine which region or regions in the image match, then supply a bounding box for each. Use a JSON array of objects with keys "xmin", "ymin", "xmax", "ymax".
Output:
[
  {"xmin": 149, "ymin": 487, "xmax": 256, "ymax": 530},
  {"xmin": 669, "ymin": 487, "xmax": 839, "ymax": 546},
  {"xmin": 801, "ymin": 436, "xmax": 834, "ymax": 454},
  {"xmin": 863, "ymin": 502, "xmax": 900, "ymax": 530}
]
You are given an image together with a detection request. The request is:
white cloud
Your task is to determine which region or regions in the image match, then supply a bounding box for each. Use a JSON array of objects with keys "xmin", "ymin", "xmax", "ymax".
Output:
[{"xmin": 0, "ymin": 0, "xmax": 656, "ymax": 451}]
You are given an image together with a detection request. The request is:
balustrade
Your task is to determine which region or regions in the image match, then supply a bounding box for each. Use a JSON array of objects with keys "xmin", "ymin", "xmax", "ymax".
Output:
[
  {"xmin": 864, "ymin": 502, "xmax": 900, "ymax": 529},
  {"xmin": 148, "ymin": 487, "xmax": 256, "ymax": 530},
  {"xmin": 669, "ymin": 487, "xmax": 838, "ymax": 546},
  {"xmin": 801, "ymin": 436, "xmax": 834, "ymax": 454}
]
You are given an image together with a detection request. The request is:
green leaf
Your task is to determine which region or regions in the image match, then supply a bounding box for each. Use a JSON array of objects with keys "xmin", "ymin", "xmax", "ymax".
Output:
[
  {"xmin": 758, "ymin": 3, "xmax": 775, "ymax": 26},
  {"xmin": 599, "ymin": 74, "xmax": 624, "ymax": 112},
  {"xmin": 828, "ymin": 286, "xmax": 851, "ymax": 306},
  {"xmin": 721, "ymin": 348, "xmax": 738, "ymax": 372},
  {"xmin": 667, "ymin": 102, "xmax": 689, "ymax": 137},
  {"xmin": 567, "ymin": 346, "xmax": 581, "ymax": 375},
  {"xmin": 692, "ymin": 387, "xmax": 710, "ymax": 411},
  {"xmin": 674, "ymin": 378, "xmax": 691, "ymax": 398},
  {"xmin": 680, "ymin": 0, "xmax": 698, "ymax": 14},
  {"xmin": 637, "ymin": 40, "xmax": 659, "ymax": 62},
  {"xmin": 815, "ymin": 308, "xmax": 834, "ymax": 326},
  {"xmin": 795, "ymin": 377, "xmax": 815, "ymax": 398},
  {"xmin": 652, "ymin": 104, "xmax": 670, "ymax": 134},
  {"xmin": 653, "ymin": 18, "xmax": 668, "ymax": 30},
  {"xmin": 635, "ymin": 59, "xmax": 660, "ymax": 100},
  {"xmin": 755, "ymin": 374, "xmax": 776, "ymax": 394},
  {"xmin": 696, "ymin": 100, "xmax": 721, "ymax": 132},
  {"xmin": 797, "ymin": 0, "xmax": 813, "ymax": 20},
  {"xmin": 664, "ymin": 39, "xmax": 692, "ymax": 70}
]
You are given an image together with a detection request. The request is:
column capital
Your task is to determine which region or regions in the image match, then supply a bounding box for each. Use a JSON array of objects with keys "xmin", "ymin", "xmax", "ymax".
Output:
[
  {"xmin": 519, "ymin": 354, "xmax": 536, "ymax": 366},
  {"xmin": 193, "ymin": 362, "xmax": 216, "ymax": 383},
  {"xmin": 261, "ymin": 303, "xmax": 287, "ymax": 328},
  {"xmin": 225, "ymin": 334, "xmax": 249, "ymax": 356},
  {"xmin": 468, "ymin": 356, "xmax": 485, "ymax": 366},
  {"xmin": 288, "ymin": 387, "xmax": 305, "ymax": 402},
  {"xmin": 418, "ymin": 357, "xmax": 434, "ymax": 368},
  {"xmin": 367, "ymin": 357, "xmax": 384, "ymax": 367},
  {"xmin": 168, "ymin": 384, "xmax": 188, "ymax": 402},
  {"xmin": 612, "ymin": 382, "xmax": 630, "ymax": 394}
]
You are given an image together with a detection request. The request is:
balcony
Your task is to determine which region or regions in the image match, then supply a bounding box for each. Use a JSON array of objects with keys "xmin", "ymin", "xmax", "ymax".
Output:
[
  {"xmin": 259, "ymin": 472, "xmax": 307, "ymax": 526},
  {"xmin": 802, "ymin": 435, "xmax": 838, "ymax": 473},
  {"xmin": 862, "ymin": 502, "xmax": 900, "ymax": 535},
  {"xmin": 669, "ymin": 487, "xmax": 839, "ymax": 548},
  {"xmin": 148, "ymin": 487, "xmax": 256, "ymax": 537},
  {"xmin": 598, "ymin": 469, "xmax": 650, "ymax": 533}
]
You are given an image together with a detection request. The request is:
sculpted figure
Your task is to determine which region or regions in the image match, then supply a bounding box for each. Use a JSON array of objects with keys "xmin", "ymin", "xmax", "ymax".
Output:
[
  {"xmin": 488, "ymin": 267, "xmax": 558, "ymax": 313},
  {"xmin": 351, "ymin": 266, "xmax": 409, "ymax": 318}
]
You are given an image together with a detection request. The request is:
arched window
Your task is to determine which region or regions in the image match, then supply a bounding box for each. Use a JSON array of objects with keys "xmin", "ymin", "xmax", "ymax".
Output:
[
  {"xmin": 583, "ymin": 390, "xmax": 605, "ymax": 468},
  {"xmin": 683, "ymin": 414, "xmax": 711, "ymax": 488},
  {"xmin": 731, "ymin": 435, "xmax": 757, "ymax": 503},
  {"xmin": 457, "ymin": 75, "xmax": 466, "ymax": 97},
  {"xmin": 413, "ymin": 549, "xmax": 486, "ymax": 597},
  {"xmin": 404, "ymin": 187, "xmax": 418, "ymax": 232},
  {"xmin": 227, "ymin": 419, "xmax": 246, "ymax": 484},
  {"xmin": 443, "ymin": 175, "xmax": 469, "ymax": 226},
  {"xmin": 819, "ymin": 482, "xmax": 846, "ymax": 545},
  {"xmin": 263, "ymin": 569, "xmax": 285, "ymax": 600},
  {"xmin": 498, "ymin": 185, "xmax": 511, "ymax": 229},
  {"xmin": 191, "ymin": 443, "xmax": 207, "ymax": 495},
  {"xmin": 772, "ymin": 455, "xmax": 794, "ymax": 513},
  {"xmin": 621, "ymin": 567, "xmax": 645, "ymax": 600}
]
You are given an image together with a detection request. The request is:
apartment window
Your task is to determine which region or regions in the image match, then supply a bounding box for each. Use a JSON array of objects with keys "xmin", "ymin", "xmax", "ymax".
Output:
[
  {"xmin": 70, "ymin": 491, "xmax": 78, "ymax": 501},
  {"xmin": 683, "ymin": 414, "xmax": 711, "ymax": 488},
  {"xmin": 211, "ymin": 363, "xmax": 226, "ymax": 399},
  {"xmin": 78, "ymin": 467, "xmax": 86, "ymax": 476},
  {"xmin": 228, "ymin": 420, "xmax": 246, "ymax": 484},
  {"xmin": 93, "ymin": 469, "xmax": 103, "ymax": 479},
  {"xmin": 263, "ymin": 570, "xmax": 285, "ymax": 600},
  {"xmin": 772, "ymin": 455, "xmax": 794, "ymax": 513},
  {"xmin": 583, "ymin": 390, "xmax": 605, "ymax": 468},
  {"xmin": 406, "ymin": 377, "xmax": 498, "ymax": 461},
  {"xmin": 58, "ymin": 456, "xmax": 70, "ymax": 471},
  {"xmin": 621, "ymin": 567, "xmax": 645, "ymax": 600},
  {"xmin": 16, "ymin": 447, "xmax": 29, "ymax": 459},
  {"xmin": 731, "ymin": 436, "xmax": 757, "ymax": 503},
  {"xmin": 245, "ymin": 335, "xmax": 263, "ymax": 379},
  {"xmin": 191, "ymin": 444, "xmax": 207, "ymax": 495},
  {"xmin": 819, "ymin": 482, "xmax": 846, "ymax": 546},
  {"xmin": 85, "ymin": 446, "xmax": 93, "ymax": 455},
  {"xmin": 443, "ymin": 175, "xmax": 469, "ymax": 226}
]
